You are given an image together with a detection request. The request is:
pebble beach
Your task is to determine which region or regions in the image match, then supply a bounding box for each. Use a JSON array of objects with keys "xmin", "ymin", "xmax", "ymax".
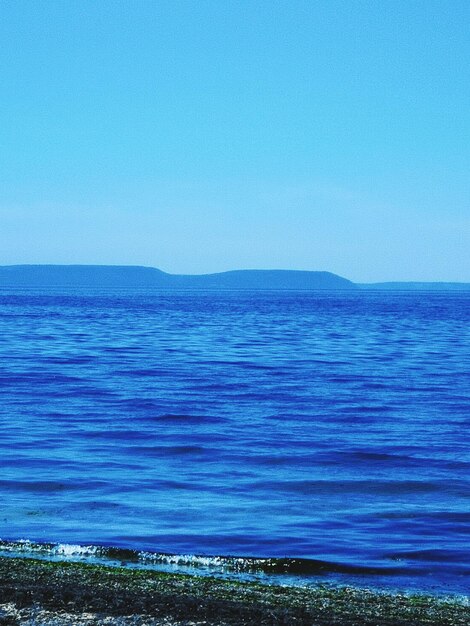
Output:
[{"xmin": 0, "ymin": 557, "xmax": 469, "ymax": 626}]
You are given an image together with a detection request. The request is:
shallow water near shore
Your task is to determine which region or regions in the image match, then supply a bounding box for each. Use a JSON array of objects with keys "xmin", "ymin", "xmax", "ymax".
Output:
[{"xmin": 0, "ymin": 288, "xmax": 469, "ymax": 595}]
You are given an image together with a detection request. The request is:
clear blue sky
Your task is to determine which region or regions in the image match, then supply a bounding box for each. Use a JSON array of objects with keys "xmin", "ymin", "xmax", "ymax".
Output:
[{"xmin": 1, "ymin": 0, "xmax": 468, "ymax": 281}]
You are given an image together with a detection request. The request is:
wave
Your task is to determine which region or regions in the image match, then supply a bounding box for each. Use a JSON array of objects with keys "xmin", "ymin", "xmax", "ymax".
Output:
[
  {"xmin": 0, "ymin": 539, "xmax": 409, "ymax": 579},
  {"xmin": 250, "ymin": 478, "xmax": 452, "ymax": 496},
  {"xmin": 0, "ymin": 480, "xmax": 109, "ymax": 493}
]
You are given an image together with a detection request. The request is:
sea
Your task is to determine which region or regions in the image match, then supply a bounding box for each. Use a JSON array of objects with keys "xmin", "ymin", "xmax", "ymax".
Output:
[{"xmin": 0, "ymin": 288, "xmax": 469, "ymax": 596}]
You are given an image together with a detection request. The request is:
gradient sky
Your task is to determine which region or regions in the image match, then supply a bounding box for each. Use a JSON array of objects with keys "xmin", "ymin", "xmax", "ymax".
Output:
[{"xmin": 1, "ymin": 0, "xmax": 469, "ymax": 281}]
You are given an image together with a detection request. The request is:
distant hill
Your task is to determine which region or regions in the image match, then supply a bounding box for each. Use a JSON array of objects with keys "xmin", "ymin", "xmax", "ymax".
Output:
[
  {"xmin": 171, "ymin": 269, "xmax": 356, "ymax": 290},
  {"xmin": 0, "ymin": 265, "xmax": 356, "ymax": 290},
  {"xmin": 0, "ymin": 265, "xmax": 171, "ymax": 288},
  {"xmin": 1, "ymin": 266, "xmax": 468, "ymax": 291}
]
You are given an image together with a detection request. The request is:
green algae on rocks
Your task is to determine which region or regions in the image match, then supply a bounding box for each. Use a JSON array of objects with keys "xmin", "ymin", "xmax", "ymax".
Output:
[{"xmin": 0, "ymin": 557, "xmax": 468, "ymax": 626}]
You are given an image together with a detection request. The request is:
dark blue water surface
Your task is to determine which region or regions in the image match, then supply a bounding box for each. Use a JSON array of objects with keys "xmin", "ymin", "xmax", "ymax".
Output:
[{"xmin": 0, "ymin": 289, "xmax": 469, "ymax": 594}]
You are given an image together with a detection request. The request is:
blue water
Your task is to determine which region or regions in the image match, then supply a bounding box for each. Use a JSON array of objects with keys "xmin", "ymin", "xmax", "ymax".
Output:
[{"xmin": 0, "ymin": 288, "xmax": 469, "ymax": 594}]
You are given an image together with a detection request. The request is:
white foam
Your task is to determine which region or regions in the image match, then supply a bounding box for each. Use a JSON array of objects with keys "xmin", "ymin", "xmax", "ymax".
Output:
[
  {"xmin": 52, "ymin": 544, "xmax": 99, "ymax": 558},
  {"xmin": 138, "ymin": 551, "xmax": 270, "ymax": 572}
]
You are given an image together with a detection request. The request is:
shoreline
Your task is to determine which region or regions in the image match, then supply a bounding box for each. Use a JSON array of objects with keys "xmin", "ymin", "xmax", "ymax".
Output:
[{"xmin": 0, "ymin": 557, "xmax": 468, "ymax": 625}]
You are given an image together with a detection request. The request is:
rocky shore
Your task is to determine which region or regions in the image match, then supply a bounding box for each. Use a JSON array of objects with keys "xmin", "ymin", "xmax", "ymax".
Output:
[{"xmin": 0, "ymin": 557, "xmax": 468, "ymax": 625}]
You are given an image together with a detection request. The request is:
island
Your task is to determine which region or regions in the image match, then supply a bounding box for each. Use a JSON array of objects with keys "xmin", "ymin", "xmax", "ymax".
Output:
[
  {"xmin": 0, "ymin": 265, "xmax": 469, "ymax": 290},
  {"xmin": 0, "ymin": 265, "xmax": 356, "ymax": 289}
]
